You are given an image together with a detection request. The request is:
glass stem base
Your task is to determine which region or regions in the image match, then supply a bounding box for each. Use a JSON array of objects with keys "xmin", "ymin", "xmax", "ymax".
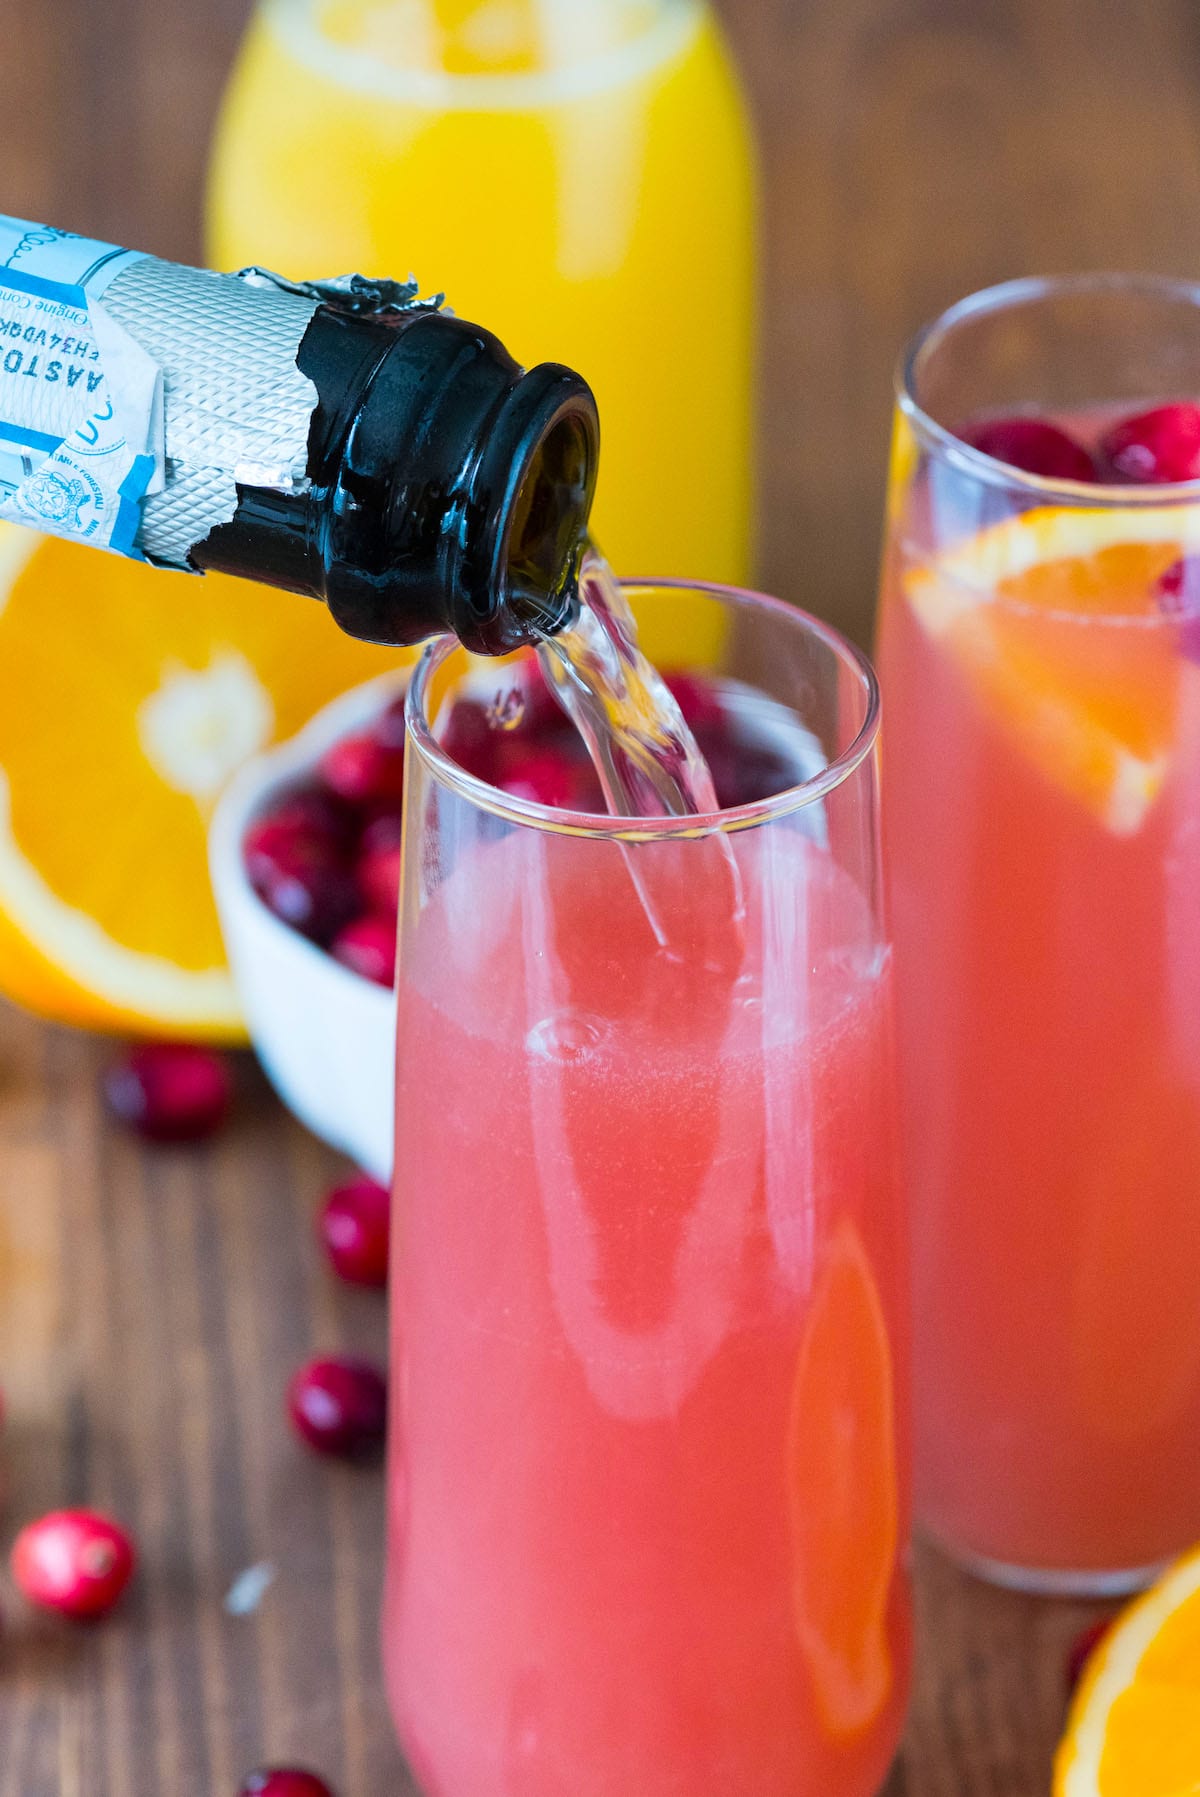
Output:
[{"xmin": 929, "ymin": 1533, "xmax": 1170, "ymax": 1598}]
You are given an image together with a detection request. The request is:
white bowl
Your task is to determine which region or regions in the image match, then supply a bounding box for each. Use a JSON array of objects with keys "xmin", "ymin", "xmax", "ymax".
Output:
[{"xmin": 208, "ymin": 674, "xmax": 405, "ymax": 1182}]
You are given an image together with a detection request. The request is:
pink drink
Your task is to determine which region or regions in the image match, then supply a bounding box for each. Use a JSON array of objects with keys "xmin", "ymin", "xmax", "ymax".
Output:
[
  {"xmin": 879, "ymin": 276, "xmax": 1200, "ymax": 1590},
  {"xmin": 384, "ymin": 589, "xmax": 910, "ymax": 1795}
]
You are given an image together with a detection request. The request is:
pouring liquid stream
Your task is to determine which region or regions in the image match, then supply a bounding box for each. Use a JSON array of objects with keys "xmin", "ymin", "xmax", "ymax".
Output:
[{"xmin": 537, "ymin": 548, "xmax": 746, "ymax": 959}]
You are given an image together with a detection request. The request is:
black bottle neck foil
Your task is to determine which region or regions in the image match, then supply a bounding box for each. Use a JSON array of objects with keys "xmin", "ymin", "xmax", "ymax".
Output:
[{"xmin": 193, "ymin": 305, "xmax": 599, "ymax": 655}]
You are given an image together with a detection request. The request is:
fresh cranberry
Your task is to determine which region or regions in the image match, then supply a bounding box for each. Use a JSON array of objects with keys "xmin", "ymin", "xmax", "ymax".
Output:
[
  {"xmin": 287, "ymin": 1355, "xmax": 387, "ymax": 1458},
  {"xmin": 104, "ymin": 1043, "xmax": 232, "ymax": 1143},
  {"xmin": 246, "ymin": 827, "xmax": 360, "ymax": 944},
  {"xmin": 12, "ymin": 1510, "xmax": 136, "ymax": 1619},
  {"xmin": 251, "ymin": 784, "xmax": 355, "ymax": 849},
  {"xmin": 318, "ymin": 1176, "xmax": 391, "ymax": 1288},
  {"xmin": 320, "ymin": 732, "xmax": 406, "ymax": 806},
  {"xmin": 662, "ymin": 671, "xmax": 728, "ymax": 733},
  {"xmin": 1065, "ymin": 1619, "xmax": 1112, "ymax": 1696},
  {"xmin": 962, "ymin": 416, "xmax": 1097, "ymax": 483},
  {"xmin": 331, "ymin": 914, "xmax": 396, "ymax": 987},
  {"xmin": 1101, "ymin": 402, "xmax": 1200, "ymax": 483},
  {"xmin": 1155, "ymin": 557, "xmax": 1200, "ymax": 660},
  {"xmin": 237, "ymin": 1772, "xmax": 335, "ymax": 1797},
  {"xmin": 373, "ymin": 691, "xmax": 409, "ymax": 751},
  {"xmin": 708, "ymin": 746, "xmax": 796, "ymax": 809},
  {"xmin": 498, "ymin": 745, "xmax": 590, "ymax": 809},
  {"xmin": 356, "ymin": 813, "xmax": 403, "ymax": 918},
  {"xmin": 441, "ymin": 699, "xmax": 500, "ymax": 779},
  {"xmin": 516, "ymin": 658, "xmax": 570, "ymax": 734}
]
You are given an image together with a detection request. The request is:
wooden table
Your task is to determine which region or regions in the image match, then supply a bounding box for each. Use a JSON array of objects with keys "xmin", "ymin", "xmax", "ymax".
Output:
[{"xmin": 2, "ymin": 0, "xmax": 1197, "ymax": 1789}]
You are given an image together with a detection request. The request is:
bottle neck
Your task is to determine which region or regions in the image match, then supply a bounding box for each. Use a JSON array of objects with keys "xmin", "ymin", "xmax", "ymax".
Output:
[{"xmin": 192, "ymin": 305, "xmax": 599, "ymax": 652}]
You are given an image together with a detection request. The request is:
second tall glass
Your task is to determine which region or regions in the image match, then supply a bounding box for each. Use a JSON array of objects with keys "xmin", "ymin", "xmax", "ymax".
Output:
[{"xmin": 879, "ymin": 275, "xmax": 1200, "ymax": 1593}]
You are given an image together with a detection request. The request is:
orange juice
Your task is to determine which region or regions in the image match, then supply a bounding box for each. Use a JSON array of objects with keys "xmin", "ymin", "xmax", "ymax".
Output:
[{"xmin": 207, "ymin": 0, "xmax": 758, "ymax": 603}]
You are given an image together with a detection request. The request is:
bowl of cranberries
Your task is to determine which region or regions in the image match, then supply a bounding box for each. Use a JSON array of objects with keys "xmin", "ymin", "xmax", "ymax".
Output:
[
  {"xmin": 211, "ymin": 655, "xmax": 815, "ymax": 1177},
  {"xmin": 209, "ymin": 673, "xmax": 406, "ymax": 1179}
]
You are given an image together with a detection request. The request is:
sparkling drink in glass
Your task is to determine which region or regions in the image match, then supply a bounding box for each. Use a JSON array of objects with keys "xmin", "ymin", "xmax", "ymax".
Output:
[
  {"xmin": 385, "ymin": 580, "xmax": 911, "ymax": 1793},
  {"xmin": 878, "ymin": 275, "xmax": 1200, "ymax": 1593}
]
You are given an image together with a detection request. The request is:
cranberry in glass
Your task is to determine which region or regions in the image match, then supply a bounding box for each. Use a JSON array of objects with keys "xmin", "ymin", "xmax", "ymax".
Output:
[
  {"xmin": 287, "ymin": 1355, "xmax": 387, "ymax": 1458},
  {"xmin": 331, "ymin": 914, "xmax": 396, "ymax": 987},
  {"xmin": 12, "ymin": 1509, "xmax": 136, "ymax": 1619},
  {"xmin": 1101, "ymin": 401, "xmax": 1200, "ymax": 483},
  {"xmin": 962, "ymin": 416, "xmax": 1097, "ymax": 483},
  {"xmin": 318, "ymin": 1176, "xmax": 391, "ymax": 1288},
  {"xmin": 104, "ymin": 1042, "xmax": 232, "ymax": 1143},
  {"xmin": 1155, "ymin": 556, "xmax": 1200, "ymax": 661}
]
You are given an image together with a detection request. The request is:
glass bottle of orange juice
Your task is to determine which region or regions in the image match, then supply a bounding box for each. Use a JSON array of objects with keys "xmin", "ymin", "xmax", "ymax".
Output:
[{"xmin": 206, "ymin": 0, "xmax": 758, "ymax": 613}]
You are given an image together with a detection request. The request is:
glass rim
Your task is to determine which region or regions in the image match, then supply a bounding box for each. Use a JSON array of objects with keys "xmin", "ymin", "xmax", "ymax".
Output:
[
  {"xmin": 405, "ymin": 578, "xmax": 881, "ymax": 842},
  {"xmin": 898, "ymin": 271, "xmax": 1200, "ymax": 506},
  {"xmin": 267, "ymin": 0, "xmax": 702, "ymax": 110}
]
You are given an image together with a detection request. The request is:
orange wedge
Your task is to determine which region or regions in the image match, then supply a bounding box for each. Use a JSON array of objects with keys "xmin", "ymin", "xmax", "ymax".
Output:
[
  {"xmin": 1054, "ymin": 1541, "xmax": 1200, "ymax": 1794},
  {"xmin": 905, "ymin": 505, "xmax": 1200, "ymax": 835},
  {"xmin": 0, "ymin": 524, "xmax": 406, "ymax": 1039},
  {"xmin": 788, "ymin": 1219, "xmax": 900, "ymax": 1739}
]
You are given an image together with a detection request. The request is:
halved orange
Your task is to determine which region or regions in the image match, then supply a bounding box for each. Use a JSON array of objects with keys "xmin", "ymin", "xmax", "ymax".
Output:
[
  {"xmin": 0, "ymin": 524, "xmax": 406, "ymax": 1039},
  {"xmin": 788, "ymin": 1219, "xmax": 900, "ymax": 1739},
  {"xmin": 1055, "ymin": 1541, "xmax": 1200, "ymax": 1794},
  {"xmin": 905, "ymin": 505, "xmax": 1200, "ymax": 836}
]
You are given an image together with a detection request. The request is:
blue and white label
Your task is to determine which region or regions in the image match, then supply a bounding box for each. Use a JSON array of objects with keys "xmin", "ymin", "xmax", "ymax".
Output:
[{"xmin": 0, "ymin": 218, "xmax": 162, "ymax": 556}]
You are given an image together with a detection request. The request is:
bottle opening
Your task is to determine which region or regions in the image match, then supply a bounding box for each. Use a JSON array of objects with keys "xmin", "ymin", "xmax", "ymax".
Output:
[
  {"xmin": 456, "ymin": 360, "xmax": 599, "ymax": 655},
  {"xmin": 505, "ymin": 409, "xmax": 596, "ymax": 635}
]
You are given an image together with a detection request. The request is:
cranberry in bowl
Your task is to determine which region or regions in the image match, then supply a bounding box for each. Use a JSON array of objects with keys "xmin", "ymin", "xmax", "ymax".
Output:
[{"xmin": 209, "ymin": 674, "xmax": 406, "ymax": 1181}]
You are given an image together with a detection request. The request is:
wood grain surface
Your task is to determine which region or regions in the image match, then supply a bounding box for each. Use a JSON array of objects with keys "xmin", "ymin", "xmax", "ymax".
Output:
[{"xmin": 0, "ymin": 0, "xmax": 1194, "ymax": 1790}]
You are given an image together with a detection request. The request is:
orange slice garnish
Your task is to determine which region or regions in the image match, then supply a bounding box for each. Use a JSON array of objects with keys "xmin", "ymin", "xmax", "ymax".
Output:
[
  {"xmin": 788, "ymin": 1219, "xmax": 901, "ymax": 1739},
  {"xmin": 905, "ymin": 505, "xmax": 1200, "ymax": 835}
]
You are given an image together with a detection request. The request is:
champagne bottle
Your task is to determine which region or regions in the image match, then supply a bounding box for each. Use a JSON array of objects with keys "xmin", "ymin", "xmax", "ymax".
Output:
[{"xmin": 0, "ymin": 215, "xmax": 599, "ymax": 654}]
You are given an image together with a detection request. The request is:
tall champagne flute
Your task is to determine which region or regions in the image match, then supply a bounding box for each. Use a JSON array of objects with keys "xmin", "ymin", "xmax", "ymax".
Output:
[
  {"xmin": 878, "ymin": 275, "xmax": 1200, "ymax": 1593},
  {"xmin": 385, "ymin": 580, "xmax": 911, "ymax": 1793}
]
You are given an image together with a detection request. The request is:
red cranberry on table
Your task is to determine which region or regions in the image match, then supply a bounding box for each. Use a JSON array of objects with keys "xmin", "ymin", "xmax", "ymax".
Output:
[
  {"xmin": 1065, "ymin": 1618, "xmax": 1112, "ymax": 1696},
  {"xmin": 287, "ymin": 1355, "xmax": 388, "ymax": 1458},
  {"xmin": 961, "ymin": 416, "xmax": 1097, "ymax": 483},
  {"xmin": 104, "ymin": 1043, "xmax": 232, "ymax": 1143},
  {"xmin": 12, "ymin": 1509, "xmax": 136, "ymax": 1619},
  {"xmin": 318, "ymin": 1176, "xmax": 391, "ymax": 1288},
  {"xmin": 1101, "ymin": 401, "xmax": 1200, "ymax": 483},
  {"xmin": 331, "ymin": 914, "xmax": 397, "ymax": 987},
  {"xmin": 238, "ymin": 1772, "xmax": 335, "ymax": 1797}
]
